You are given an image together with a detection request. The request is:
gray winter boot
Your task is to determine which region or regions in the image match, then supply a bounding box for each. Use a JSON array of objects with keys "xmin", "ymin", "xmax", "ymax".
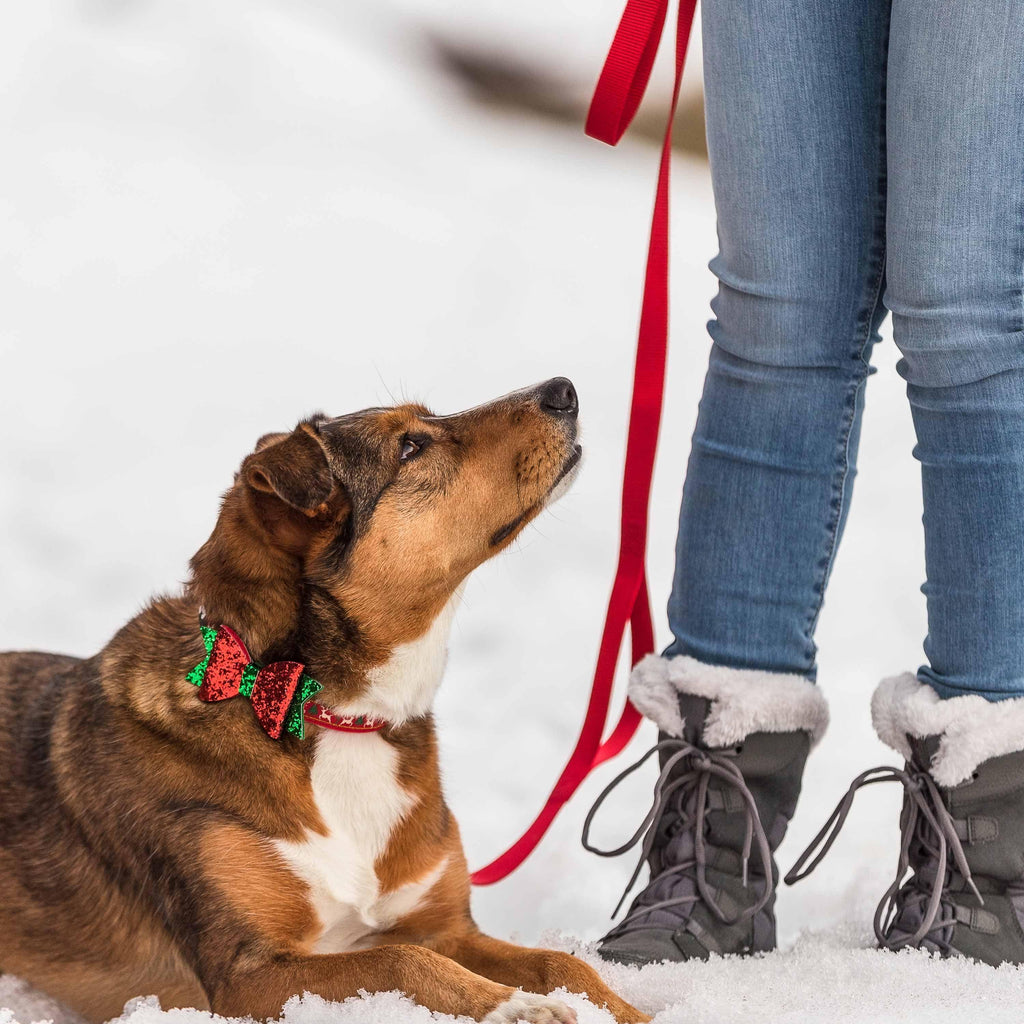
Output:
[
  {"xmin": 787, "ymin": 673, "xmax": 1024, "ymax": 965},
  {"xmin": 587, "ymin": 654, "xmax": 828, "ymax": 965}
]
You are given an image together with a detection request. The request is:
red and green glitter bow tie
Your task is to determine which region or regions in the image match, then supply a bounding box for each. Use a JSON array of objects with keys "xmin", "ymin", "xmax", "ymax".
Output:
[{"xmin": 186, "ymin": 625, "xmax": 323, "ymax": 740}]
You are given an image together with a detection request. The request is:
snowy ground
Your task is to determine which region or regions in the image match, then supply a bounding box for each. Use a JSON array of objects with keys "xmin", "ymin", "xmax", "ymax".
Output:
[{"xmin": 1, "ymin": 2, "xmax": 1019, "ymax": 1022}]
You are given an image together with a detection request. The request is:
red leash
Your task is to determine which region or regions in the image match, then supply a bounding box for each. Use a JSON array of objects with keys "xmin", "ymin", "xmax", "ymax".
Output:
[{"xmin": 470, "ymin": 0, "xmax": 698, "ymax": 886}]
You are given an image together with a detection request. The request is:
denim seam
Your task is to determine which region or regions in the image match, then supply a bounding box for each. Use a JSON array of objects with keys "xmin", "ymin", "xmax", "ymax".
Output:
[
  {"xmin": 801, "ymin": 360, "xmax": 870, "ymax": 657},
  {"xmin": 801, "ymin": 8, "xmax": 891, "ymax": 663},
  {"xmin": 802, "ymin": 260, "xmax": 887, "ymax": 667}
]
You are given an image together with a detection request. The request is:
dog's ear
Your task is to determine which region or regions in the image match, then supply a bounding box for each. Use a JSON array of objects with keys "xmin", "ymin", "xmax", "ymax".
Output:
[
  {"xmin": 242, "ymin": 426, "xmax": 333, "ymax": 511},
  {"xmin": 240, "ymin": 425, "xmax": 348, "ymax": 553}
]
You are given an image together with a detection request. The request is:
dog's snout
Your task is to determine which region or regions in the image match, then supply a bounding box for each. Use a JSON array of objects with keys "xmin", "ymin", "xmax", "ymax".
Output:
[{"xmin": 538, "ymin": 377, "xmax": 578, "ymax": 419}]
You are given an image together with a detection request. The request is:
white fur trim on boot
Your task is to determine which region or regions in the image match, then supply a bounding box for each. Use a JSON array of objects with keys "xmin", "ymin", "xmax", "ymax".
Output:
[
  {"xmin": 872, "ymin": 673, "xmax": 1024, "ymax": 788},
  {"xmin": 627, "ymin": 654, "xmax": 829, "ymax": 748}
]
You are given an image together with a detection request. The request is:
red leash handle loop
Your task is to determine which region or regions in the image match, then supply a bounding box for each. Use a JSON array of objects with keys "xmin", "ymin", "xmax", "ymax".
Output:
[
  {"xmin": 585, "ymin": 0, "xmax": 669, "ymax": 145},
  {"xmin": 470, "ymin": 0, "xmax": 698, "ymax": 887}
]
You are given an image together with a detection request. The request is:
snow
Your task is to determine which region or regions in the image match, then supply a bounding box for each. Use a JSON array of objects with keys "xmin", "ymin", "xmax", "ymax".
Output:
[
  {"xmin": 0, "ymin": 0, "xmax": 1017, "ymax": 1022},
  {"xmin": 6, "ymin": 934, "xmax": 1024, "ymax": 1024}
]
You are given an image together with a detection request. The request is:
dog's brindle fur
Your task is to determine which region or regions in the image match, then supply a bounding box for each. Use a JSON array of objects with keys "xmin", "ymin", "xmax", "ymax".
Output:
[{"xmin": 0, "ymin": 383, "xmax": 647, "ymax": 1024}]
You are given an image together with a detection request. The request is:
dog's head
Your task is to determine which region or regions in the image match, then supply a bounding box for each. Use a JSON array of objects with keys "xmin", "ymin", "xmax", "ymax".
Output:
[{"xmin": 191, "ymin": 379, "xmax": 580, "ymax": 658}]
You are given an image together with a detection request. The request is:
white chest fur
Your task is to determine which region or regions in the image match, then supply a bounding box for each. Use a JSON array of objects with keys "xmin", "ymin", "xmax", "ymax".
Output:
[
  {"xmin": 274, "ymin": 596, "xmax": 459, "ymax": 951},
  {"xmin": 275, "ymin": 731, "xmax": 444, "ymax": 952},
  {"xmin": 335, "ymin": 591, "xmax": 461, "ymax": 724}
]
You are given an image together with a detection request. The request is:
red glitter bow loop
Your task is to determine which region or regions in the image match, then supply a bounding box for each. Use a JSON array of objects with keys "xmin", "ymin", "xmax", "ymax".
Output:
[
  {"xmin": 195, "ymin": 625, "xmax": 305, "ymax": 739},
  {"xmin": 197, "ymin": 626, "xmax": 250, "ymax": 702},
  {"xmin": 250, "ymin": 661, "xmax": 305, "ymax": 739}
]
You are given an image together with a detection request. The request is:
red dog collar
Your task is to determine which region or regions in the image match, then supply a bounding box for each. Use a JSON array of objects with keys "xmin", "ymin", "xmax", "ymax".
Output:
[{"xmin": 302, "ymin": 703, "xmax": 388, "ymax": 734}]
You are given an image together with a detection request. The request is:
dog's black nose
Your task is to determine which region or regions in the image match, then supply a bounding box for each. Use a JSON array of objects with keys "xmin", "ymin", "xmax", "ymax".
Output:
[{"xmin": 539, "ymin": 377, "xmax": 578, "ymax": 419}]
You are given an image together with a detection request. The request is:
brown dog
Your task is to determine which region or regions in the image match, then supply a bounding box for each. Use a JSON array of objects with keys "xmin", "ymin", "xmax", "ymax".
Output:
[{"xmin": 0, "ymin": 379, "xmax": 647, "ymax": 1024}]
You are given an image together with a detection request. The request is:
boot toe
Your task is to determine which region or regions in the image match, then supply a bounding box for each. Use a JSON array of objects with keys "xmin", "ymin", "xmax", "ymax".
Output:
[{"xmin": 598, "ymin": 928, "xmax": 691, "ymax": 966}]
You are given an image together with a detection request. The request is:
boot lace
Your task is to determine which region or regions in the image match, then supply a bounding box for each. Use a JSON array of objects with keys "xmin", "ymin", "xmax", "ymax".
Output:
[
  {"xmin": 582, "ymin": 738, "xmax": 774, "ymax": 935},
  {"xmin": 785, "ymin": 764, "xmax": 982, "ymax": 951}
]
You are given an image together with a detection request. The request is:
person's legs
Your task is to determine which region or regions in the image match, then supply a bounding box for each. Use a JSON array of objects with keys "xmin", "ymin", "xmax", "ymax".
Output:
[
  {"xmin": 886, "ymin": 0, "xmax": 1024, "ymax": 701},
  {"xmin": 596, "ymin": 0, "xmax": 891, "ymax": 965},
  {"xmin": 787, "ymin": 0, "xmax": 1024, "ymax": 964},
  {"xmin": 666, "ymin": 0, "xmax": 890, "ymax": 677},
  {"xmin": 879, "ymin": 0, "xmax": 1024, "ymax": 963}
]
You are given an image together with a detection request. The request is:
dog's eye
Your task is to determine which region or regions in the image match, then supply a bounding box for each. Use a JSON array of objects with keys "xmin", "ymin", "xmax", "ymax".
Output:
[{"xmin": 400, "ymin": 436, "xmax": 426, "ymax": 462}]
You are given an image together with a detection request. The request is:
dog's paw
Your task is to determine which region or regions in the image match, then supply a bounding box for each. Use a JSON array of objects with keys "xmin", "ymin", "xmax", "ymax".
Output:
[{"xmin": 483, "ymin": 991, "xmax": 577, "ymax": 1024}]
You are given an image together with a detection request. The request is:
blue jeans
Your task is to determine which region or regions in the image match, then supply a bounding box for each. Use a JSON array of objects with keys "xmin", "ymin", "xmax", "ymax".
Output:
[{"xmin": 667, "ymin": 0, "xmax": 1024, "ymax": 700}]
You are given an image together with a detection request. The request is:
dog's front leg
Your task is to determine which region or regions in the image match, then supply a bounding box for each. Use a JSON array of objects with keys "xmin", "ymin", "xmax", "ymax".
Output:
[
  {"xmin": 209, "ymin": 943, "xmax": 577, "ymax": 1023},
  {"xmin": 432, "ymin": 931, "xmax": 650, "ymax": 1024}
]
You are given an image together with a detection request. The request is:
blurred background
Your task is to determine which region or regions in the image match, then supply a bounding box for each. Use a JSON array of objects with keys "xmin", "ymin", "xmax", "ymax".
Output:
[{"xmin": 1, "ymin": 0, "xmax": 925, "ymax": 958}]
